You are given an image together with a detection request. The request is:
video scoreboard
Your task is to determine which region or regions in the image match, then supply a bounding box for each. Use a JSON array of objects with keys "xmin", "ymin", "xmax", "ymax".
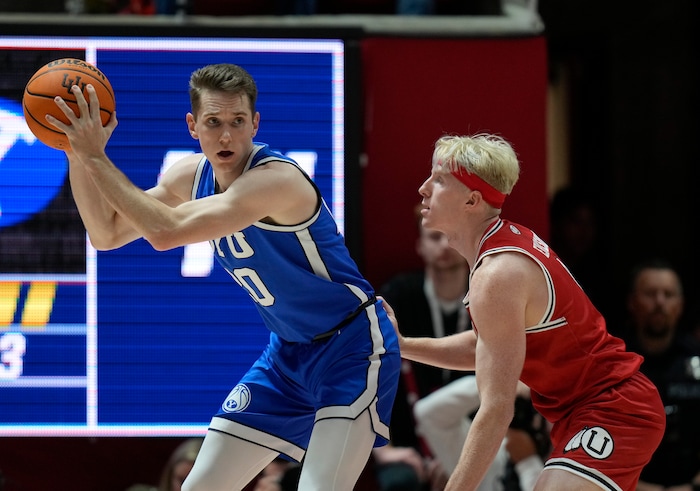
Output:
[{"xmin": 0, "ymin": 34, "xmax": 351, "ymax": 436}]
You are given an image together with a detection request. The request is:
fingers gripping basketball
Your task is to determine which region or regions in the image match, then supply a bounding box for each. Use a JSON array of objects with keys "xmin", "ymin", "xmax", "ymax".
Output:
[{"xmin": 23, "ymin": 58, "xmax": 115, "ymax": 150}]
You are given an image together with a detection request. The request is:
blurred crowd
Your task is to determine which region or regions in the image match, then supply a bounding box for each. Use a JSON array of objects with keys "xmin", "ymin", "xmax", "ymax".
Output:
[{"xmin": 0, "ymin": 0, "xmax": 503, "ymax": 16}]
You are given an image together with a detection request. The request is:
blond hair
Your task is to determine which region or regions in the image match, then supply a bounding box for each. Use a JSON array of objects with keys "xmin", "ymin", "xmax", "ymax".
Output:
[{"xmin": 432, "ymin": 134, "xmax": 520, "ymax": 195}]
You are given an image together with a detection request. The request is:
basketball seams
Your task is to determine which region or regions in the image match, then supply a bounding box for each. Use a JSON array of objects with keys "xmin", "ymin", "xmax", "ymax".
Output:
[
  {"xmin": 25, "ymin": 69, "xmax": 115, "ymax": 105},
  {"xmin": 22, "ymin": 100, "xmax": 65, "ymax": 136}
]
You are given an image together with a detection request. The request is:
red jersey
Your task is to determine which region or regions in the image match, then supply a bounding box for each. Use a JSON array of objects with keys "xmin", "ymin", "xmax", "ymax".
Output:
[{"xmin": 467, "ymin": 219, "xmax": 642, "ymax": 423}]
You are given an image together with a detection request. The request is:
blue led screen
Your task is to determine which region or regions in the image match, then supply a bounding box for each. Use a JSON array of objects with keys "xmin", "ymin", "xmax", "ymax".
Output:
[{"xmin": 0, "ymin": 37, "xmax": 346, "ymax": 436}]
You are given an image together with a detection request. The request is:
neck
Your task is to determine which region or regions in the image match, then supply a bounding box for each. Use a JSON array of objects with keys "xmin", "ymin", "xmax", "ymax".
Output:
[
  {"xmin": 638, "ymin": 333, "xmax": 674, "ymax": 356},
  {"xmin": 448, "ymin": 214, "xmax": 500, "ymax": 269}
]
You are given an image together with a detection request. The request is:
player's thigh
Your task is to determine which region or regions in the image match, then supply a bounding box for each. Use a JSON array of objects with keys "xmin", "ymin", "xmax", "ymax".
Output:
[
  {"xmin": 535, "ymin": 468, "xmax": 604, "ymax": 491},
  {"xmin": 298, "ymin": 409, "xmax": 375, "ymax": 490},
  {"xmin": 183, "ymin": 430, "xmax": 278, "ymax": 491}
]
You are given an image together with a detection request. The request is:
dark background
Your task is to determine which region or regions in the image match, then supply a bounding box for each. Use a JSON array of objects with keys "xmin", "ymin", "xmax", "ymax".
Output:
[{"xmin": 539, "ymin": 0, "xmax": 700, "ymax": 325}]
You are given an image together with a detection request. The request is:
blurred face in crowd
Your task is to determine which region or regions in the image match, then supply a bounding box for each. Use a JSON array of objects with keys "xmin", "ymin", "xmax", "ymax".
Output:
[
  {"xmin": 557, "ymin": 203, "xmax": 597, "ymax": 259},
  {"xmin": 170, "ymin": 458, "xmax": 195, "ymax": 491},
  {"xmin": 416, "ymin": 226, "xmax": 466, "ymax": 272},
  {"xmin": 627, "ymin": 267, "xmax": 684, "ymax": 342}
]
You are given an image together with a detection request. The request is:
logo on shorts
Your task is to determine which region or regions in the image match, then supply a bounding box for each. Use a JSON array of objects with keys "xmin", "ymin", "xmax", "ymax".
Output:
[
  {"xmin": 222, "ymin": 384, "xmax": 251, "ymax": 413},
  {"xmin": 564, "ymin": 426, "xmax": 614, "ymax": 460}
]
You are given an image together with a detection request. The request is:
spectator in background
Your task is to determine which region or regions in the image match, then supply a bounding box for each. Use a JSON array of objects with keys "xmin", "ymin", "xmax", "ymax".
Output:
[
  {"xmin": 396, "ymin": 0, "xmax": 434, "ymax": 15},
  {"xmin": 621, "ymin": 259, "xmax": 700, "ymax": 490},
  {"xmin": 124, "ymin": 437, "xmax": 203, "ymax": 491},
  {"xmin": 251, "ymin": 457, "xmax": 300, "ymax": 491},
  {"xmin": 158, "ymin": 438, "xmax": 203, "ymax": 491},
  {"xmin": 549, "ymin": 186, "xmax": 615, "ymax": 325},
  {"xmin": 396, "ymin": 0, "xmax": 501, "ymax": 15},
  {"xmin": 375, "ymin": 204, "xmax": 469, "ymax": 490}
]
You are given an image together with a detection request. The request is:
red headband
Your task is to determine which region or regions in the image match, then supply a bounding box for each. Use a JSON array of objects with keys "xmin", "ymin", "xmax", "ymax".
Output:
[{"xmin": 451, "ymin": 169, "xmax": 507, "ymax": 208}]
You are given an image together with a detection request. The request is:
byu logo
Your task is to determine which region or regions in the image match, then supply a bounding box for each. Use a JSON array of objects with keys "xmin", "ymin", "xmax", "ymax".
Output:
[
  {"xmin": 564, "ymin": 426, "xmax": 614, "ymax": 460},
  {"xmin": 222, "ymin": 384, "xmax": 252, "ymax": 413}
]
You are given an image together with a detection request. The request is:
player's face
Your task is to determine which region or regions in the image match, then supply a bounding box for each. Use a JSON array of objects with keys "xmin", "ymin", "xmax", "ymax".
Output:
[
  {"xmin": 418, "ymin": 168, "xmax": 469, "ymax": 234},
  {"xmin": 187, "ymin": 89, "xmax": 259, "ymax": 173}
]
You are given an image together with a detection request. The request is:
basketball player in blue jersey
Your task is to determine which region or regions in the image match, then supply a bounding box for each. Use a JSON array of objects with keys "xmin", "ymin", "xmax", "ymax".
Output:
[{"xmin": 48, "ymin": 63, "xmax": 401, "ymax": 490}]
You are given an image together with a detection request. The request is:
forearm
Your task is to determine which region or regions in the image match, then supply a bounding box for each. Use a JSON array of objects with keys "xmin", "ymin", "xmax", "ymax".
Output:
[
  {"xmin": 446, "ymin": 407, "xmax": 511, "ymax": 491},
  {"xmin": 81, "ymin": 153, "xmax": 181, "ymax": 250},
  {"xmin": 68, "ymin": 154, "xmax": 141, "ymax": 250},
  {"xmin": 400, "ymin": 331, "xmax": 476, "ymax": 371}
]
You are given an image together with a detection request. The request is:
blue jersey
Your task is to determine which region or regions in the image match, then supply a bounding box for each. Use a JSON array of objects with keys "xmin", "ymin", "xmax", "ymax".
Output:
[
  {"xmin": 191, "ymin": 144, "xmax": 400, "ymax": 460},
  {"xmin": 192, "ymin": 143, "xmax": 374, "ymax": 343}
]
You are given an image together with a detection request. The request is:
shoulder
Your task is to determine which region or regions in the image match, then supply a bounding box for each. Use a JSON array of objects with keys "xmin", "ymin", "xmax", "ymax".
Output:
[
  {"xmin": 471, "ymin": 253, "xmax": 540, "ymax": 301},
  {"xmin": 161, "ymin": 152, "xmax": 204, "ymax": 180},
  {"xmin": 475, "ymin": 252, "xmax": 534, "ymax": 281},
  {"xmin": 151, "ymin": 152, "xmax": 204, "ymax": 204}
]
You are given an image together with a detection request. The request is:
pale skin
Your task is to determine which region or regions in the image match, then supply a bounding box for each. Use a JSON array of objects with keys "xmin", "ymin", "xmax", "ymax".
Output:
[
  {"xmin": 47, "ymin": 83, "xmax": 318, "ymax": 251},
  {"xmin": 381, "ymin": 167, "xmax": 604, "ymax": 491}
]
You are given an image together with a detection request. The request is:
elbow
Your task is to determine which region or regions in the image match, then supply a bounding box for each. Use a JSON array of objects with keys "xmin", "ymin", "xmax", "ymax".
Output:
[
  {"xmin": 145, "ymin": 230, "xmax": 180, "ymax": 251},
  {"xmin": 148, "ymin": 240, "xmax": 173, "ymax": 252},
  {"xmin": 87, "ymin": 233, "xmax": 123, "ymax": 252},
  {"xmin": 495, "ymin": 401, "xmax": 516, "ymax": 428},
  {"xmin": 478, "ymin": 397, "xmax": 516, "ymax": 428}
]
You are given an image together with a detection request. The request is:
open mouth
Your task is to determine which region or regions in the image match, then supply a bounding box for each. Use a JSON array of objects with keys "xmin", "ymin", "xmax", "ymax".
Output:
[{"xmin": 218, "ymin": 150, "xmax": 233, "ymax": 158}]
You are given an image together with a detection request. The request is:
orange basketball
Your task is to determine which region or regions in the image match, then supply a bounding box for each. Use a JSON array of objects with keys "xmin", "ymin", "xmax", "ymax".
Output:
[{"xmin": 23, "ymin": 58, "xmax": 115, "ymax": 150}]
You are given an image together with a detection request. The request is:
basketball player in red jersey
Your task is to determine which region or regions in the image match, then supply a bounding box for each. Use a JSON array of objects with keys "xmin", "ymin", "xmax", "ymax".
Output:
[{"xmin": 382, "ymin": 134, "xmax": 665, "ymax": 491}]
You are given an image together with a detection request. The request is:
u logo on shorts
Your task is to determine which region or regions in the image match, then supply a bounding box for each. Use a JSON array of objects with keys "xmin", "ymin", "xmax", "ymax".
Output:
[{"xmin": 564, "ymin": 426, "xmax": 614, "ymax": 459}]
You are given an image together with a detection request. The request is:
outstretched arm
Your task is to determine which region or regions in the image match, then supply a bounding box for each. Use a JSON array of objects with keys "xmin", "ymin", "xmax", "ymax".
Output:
[
  {"xmin": 380, "ymin": 296, "xmax": 477, "ymax": 371},
  {"xmin": 53, "ymin": 85, "xmax": 192, "ymax": 250},
  {"xmin": 50, "ymin": 84, "xmax": 317, "ymax": 252}
]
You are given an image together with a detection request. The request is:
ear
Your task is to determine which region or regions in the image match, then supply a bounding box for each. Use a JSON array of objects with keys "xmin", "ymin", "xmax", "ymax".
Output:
[
  {"xmin": 252, "ymin": 111, "xmax": 260, "ymax": 137},
  {"xmin": 186, "ymin": 113, "xmax": 198, "ymax": 140},
  {"xmin": 465, "ymin": 190, "xmax": 478, "ymax": 207}
]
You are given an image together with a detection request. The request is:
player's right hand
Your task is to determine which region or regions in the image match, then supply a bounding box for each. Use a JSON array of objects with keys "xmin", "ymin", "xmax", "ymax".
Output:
[{"xmin": 378, "ymin": 296, "xmax": 404, "ymax": 344}]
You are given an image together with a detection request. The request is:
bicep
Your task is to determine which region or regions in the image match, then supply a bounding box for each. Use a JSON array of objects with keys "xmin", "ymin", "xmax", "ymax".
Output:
[{"xmin": 470, "ymin": 257, "xmax": 530, "ymax": 405}]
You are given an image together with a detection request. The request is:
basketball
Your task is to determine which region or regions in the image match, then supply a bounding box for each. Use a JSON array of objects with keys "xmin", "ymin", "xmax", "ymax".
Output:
[{"xmin": 23, "ymin": 58, "xmax": 115, "ymax": 150}]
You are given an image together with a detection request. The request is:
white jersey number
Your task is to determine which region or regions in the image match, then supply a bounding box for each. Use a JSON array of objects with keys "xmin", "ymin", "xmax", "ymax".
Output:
[{"xmin": 214, "ymin": 233, "xmax": 275, "ymax": 307}]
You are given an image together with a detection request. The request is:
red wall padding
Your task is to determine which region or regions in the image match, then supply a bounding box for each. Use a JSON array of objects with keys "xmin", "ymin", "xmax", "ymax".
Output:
[{"xmin": 360, "ymin": 36, "xmax": 549, "ymax": 287}]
